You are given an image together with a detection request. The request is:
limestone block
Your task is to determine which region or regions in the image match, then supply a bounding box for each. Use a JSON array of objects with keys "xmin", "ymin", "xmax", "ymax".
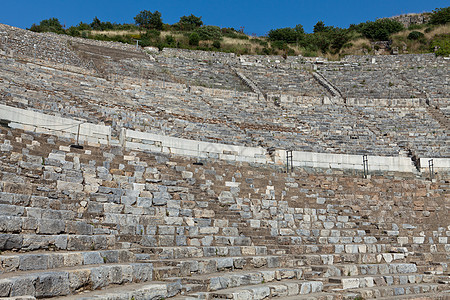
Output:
[
  {"xmin": 0, "ymin": 216, "xmax": 22, "ymax": 233},
  {"xmin": 382, "ymin": 253, "xmax": 393, "ymax": 263},
  {"xmin": 345, "ymin": 244, "xmax": 358, "ymax": 254},
  {"xmin": 210, "ymin": 277, "xmax": 230, "ymax": 291},
  {"xmin": 222, "ymin": 227, "xmax": 239, "ymax": 236},
  {"xmin": 397, "ymin": 237, "xmax": 408, "ymax": 245},
  {"xmin": 233, "ymin": 258, "xmax": 246, "ymax": 269},
  {"xmin": 182, "ymin": 171, "xmax": 193, "ymax": 179},
  {"xmin": 35, "ymin": 272, "xmax": 70, "ymax": 298},
  {"xmin": 37, "ymin": 219, "xmax": 65, "ymax": 234},
  {"xmin": 63, "ymin": 253, "xmax": 83, "ymax": 267},
  {"xmin": 341, "ymin": 278, "xmax": 360, "ymax": 289},
  {"xmin": 194, "ymin": 209, "xmax": 215, "ymax": 218},
  {"xmin": 218, "ymin": 191, "xmax": 234, "ymax": 204},
  {"xmin": 231, "ymin": 290, "xmax": 252, "ymax": 300},
  {"xmin": 83, "ymin": 252, "xmax": 103, "ymax": 265},
  {"xmin": 56, "ymin": 180, "xmax": 83, "ymax": 192},
  {"xmin": 0, "ymin": 278, "xmax": 12, "ymax": 297},
  {"xmin": 215, "ymin": 258, "xmax": 233, "ymax": 270},
  {"xmin": 10, "ymin": 275, "xmax": 37, "ymax": 297},
  {"xmin": 310, "ymin": 281, "xmax": 323, "ymax": 292},
  {"xmin": 284, "ymin": 282, "xmax": 299, "ymax": 296},
  {"xmin": 413, "ymin": 237, "xmax": 425, "ymax": 244},
  {"xmin": 0, "ymin": 255, "xmax": 19, "ymax": 273},
  {"xmin": 19, "ymin": 254, "xmax": 48, "ymax": 271},
  {"xmin": 396, "ymin": 263, "xmax": 417, "ymax": 274},
  {"xmin": 247, "ymin": 286, "xmax": 270, "ymax": 300},
  {"xmin": 299, "ymin": 282, "xmax": 312, "ymax": 294},
  {"xmin": 259, "ymin": 270, "xmax": 275, "ymax": 283},
  {"xmin": 68, "ymin": 269, "xmax": 91, "ymax": 292},
  {"xmin": 249, "ymin": 220, "xmax": 260, "ymax": 228}
]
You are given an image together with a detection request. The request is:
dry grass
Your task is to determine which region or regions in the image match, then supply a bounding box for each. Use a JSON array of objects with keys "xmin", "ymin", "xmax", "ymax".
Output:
[
  {"xmin": 390, "ymin": 23, "xmax": 450, "ymax": 53},
  {"xmin": 91, "ymin": 30, "xmax": 141, "ymax": 36},
  {"xmin": 391, "ymin": 23, "xmax": 450, "ymax": 39}
]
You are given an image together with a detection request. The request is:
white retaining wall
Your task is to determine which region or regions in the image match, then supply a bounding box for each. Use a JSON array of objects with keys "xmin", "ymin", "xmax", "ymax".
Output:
[
  {"xmin": 419, "ymin": 157, "xmax": 450, "ymax": 173},
  {"xmin": 1, "ymin": 104, "xmax": 448, "ymax": 173},
  {"xmin": 0, "ymin": 104, "xmax": 111, "ymax": 145},
  {"xmin": 123, "ymin": 128, "xmax": 421, "ymax": 173}
]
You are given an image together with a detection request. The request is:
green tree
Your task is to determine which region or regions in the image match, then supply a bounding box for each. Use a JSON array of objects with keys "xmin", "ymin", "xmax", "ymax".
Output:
[
  {"xmin": 178, "ymin": 14, "xmax": 203, "ymax": 31},
  {"xmin": 29, "ymin": 18, "xmax": 64, "ymax": 34},
  {"xmin": 360, "ymin": 19, "xmax": 404, "ymax": 41},
  {"xmin": 195, "ymin": 25, "xmax": 222, "ymax": 40},
  {"xmin": 77, "ymin": 22, "xmax": 91, "ymax": 31},
  {"xmin": 134, "ymin": 10, "xmax": 163, "ymax": 30},
  {"xmin": 429, "ymin": 7, "xmax": 450, "ymax": 25},
  {"xmin": 305, "ymin": 33, "xmax": 331, "ymax": 53},
  {"xmin": 66, "ymin": 26, "xmax": 81, "ymax": 37},
  {"xmin": 329, "ymin": 28, "xmax": 351, "ymax": 52},
  {"xmin": 267, "ymin": 25, "xmax": 304, "ymax": 43},
  {"xmin": 90, "ymin": 17, "xmax": 102, "ymax": 30},
  {"xmin": 313, "ymin": 21, "xmax": 326, "ymax": 33}
]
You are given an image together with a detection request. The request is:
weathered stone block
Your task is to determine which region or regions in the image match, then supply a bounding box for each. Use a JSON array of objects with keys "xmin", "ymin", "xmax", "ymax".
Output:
[
  {"xmin": 35, "ymin": 272, "xmax": 70, "ymax": 298},
  {"xmin": 10, "ymin": 275, "xmax": 37, "ymax": 297},
  {"xmin": 37, "ymin": 219, "xmax": 65, "ymax": 234}
]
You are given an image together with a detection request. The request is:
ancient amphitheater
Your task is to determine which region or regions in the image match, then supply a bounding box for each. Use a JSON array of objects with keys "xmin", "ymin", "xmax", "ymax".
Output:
[{"xmin": 0, "ymin": 24, "xmax": 449, "ymax": 299}]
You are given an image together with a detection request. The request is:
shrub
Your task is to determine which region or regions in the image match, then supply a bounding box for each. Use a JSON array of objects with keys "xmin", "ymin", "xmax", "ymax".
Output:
[
  {"xmin": 429, "ymin": 7, "xmax": 450, "ymax": 25},
  {"xmin": 189, "ymin": 32, "xmax": 200, "ymax": 46},
  {"xmin": 212, "ymin": 40, "xmax": 221, "ymax": 49},
  {"xmin": 360, "ymin": 19, "xmax": 404, "ymax": 41},
  {"xmin": 430, "ymin": 34, "xmax": 450, "ymax": 56},
  {"xmin": 407, "ymin": 31, "xmax": 425, "ymax": 40},
  {"xmin": 271, "ymin": 40, "xmax": 288, "ymax": 50},
  {"xmin": 268, "ymin": 25, "xmax": 304, "ymax": 43},
  {"xmin": 66, "ymin": 26, "xmax": 81, "ymax": 37},
  {"xmin": 165, "ymin": 35, "xmax": 176, "ymax": 46},
  {"xmin": 195, "ymin": 26, "xmax": 222, "ymax": 40},
  {"xmin": 29, "ymin": 18, "xmax": 65, "ymax": 34}
]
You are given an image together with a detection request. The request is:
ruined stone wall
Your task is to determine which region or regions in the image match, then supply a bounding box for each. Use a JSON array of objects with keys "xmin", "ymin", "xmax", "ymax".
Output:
[{"xmin": 388, "ymin": 13, "xmax": 431, "ymax": 28}]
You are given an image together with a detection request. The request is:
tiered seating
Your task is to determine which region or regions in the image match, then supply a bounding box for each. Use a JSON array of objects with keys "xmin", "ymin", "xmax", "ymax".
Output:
[
  {"xmin": 0, "ymin": 57, "xmax": 400, "ymax": 156},
  {"xmin": 320, "ymin": 57, "xmax": 448, "ymax": 100},
  {"xmin": 0, "ymin": 22, "xmax": 449, "ymax": 299},
  {"xmin": 240, "ymin": 65, "xmax": 329, "ymax": 97},
  {"xmin": 0, "ymin": 127, "xmax": 448, "ymax": 299}
]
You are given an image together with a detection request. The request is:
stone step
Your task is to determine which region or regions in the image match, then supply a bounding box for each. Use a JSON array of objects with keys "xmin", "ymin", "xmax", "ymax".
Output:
[
  {"xmin": 311, "ymin": 262, "xmax": 418, "ymax": 277},
  {"xmin": 206, "ymin": 280, "xmax": 323, "ymax": 299},
  {"xmin": 55, "ymin": 281, "xmax": 181, "ymax": 300},
  {"xmin": 373, "ymin": 290, "xmax": 450, "ymax": 300},
  {"xmin": 0, "ymin": 262, "xmax": 154, "ymax": 298},
  {"xmin": 133, "ymin": 245, "xmax": 268, "ymax": 260},
  {"xmin": 0, "ymin": 234, "xmax": 115, "ymax": 252},
  {"xmin": 154, "ymin": 266, "xmax": 182, "ymax": 280},
  {"xmin": 179, "ymin": 267, "xmax": 305, "ymax": 292},
  {"xmin": 268, "ymin": 243, "xmax": 404, "ymax": 255},
  {"xmin": 0, "ymin": 215, "xmax": 109, "ymax": 236},
  {"xmin": 347, "ymin": 283, "xmax": 449, "ymax": 299},
  {"xmin": 0, "ymin": 249, "xmax": 136, "ymax": 274},
  {"xmin": 272, "ymin": 292, "xmax": 340, "ymax": 300},
  {"xmin": 327, "ymin": 272, "xmax": 435, "ymax": 290},
  {"xmin": 289, "ymin": 252, "xmax": 409, "ymax": 266},
  {"xmin": 140, "ymin": 255, "xmax": 284, "ymax": 276}
]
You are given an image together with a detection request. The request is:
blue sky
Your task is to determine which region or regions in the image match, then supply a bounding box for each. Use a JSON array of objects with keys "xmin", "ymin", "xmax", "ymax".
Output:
[{"xmin": 0, "ymin": 0, "xmax": 448, "ymax": 35}]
